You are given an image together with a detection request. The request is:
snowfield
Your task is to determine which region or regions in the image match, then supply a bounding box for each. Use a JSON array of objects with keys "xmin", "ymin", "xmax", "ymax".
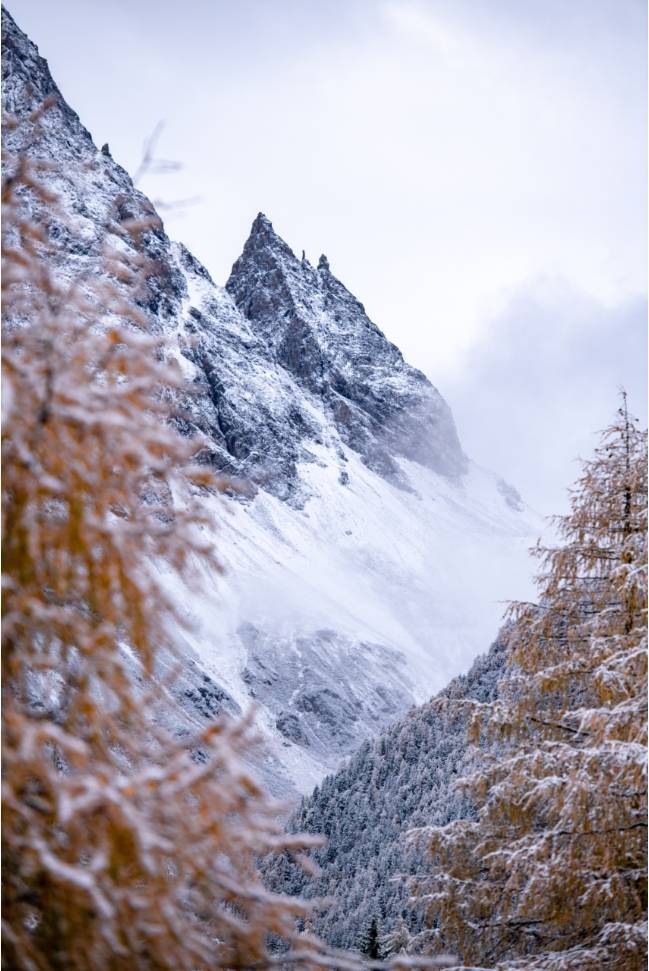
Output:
[{"xmin": 167, "ymin": 442, "xmax": 540, "ymax": 794}]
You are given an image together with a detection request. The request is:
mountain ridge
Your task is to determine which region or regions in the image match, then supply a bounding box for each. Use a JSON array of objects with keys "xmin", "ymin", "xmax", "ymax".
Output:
[
  {"xmin": 2, "ymin": 6, "xmax": 538, "ymax": 796},
  {"xmin": 227, "ymin": 209, "xmax": 467, "ymax": 486}
]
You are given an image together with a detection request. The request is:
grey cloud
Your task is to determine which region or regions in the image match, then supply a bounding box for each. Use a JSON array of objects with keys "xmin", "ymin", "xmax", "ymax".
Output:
[{"xmin": 442, "ymin": 280, "xmax": 647, "ymax": 515}]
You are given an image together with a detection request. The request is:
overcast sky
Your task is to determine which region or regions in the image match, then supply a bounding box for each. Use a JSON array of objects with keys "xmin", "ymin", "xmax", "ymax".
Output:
[{"xmin": 12, "ymin": 0, "xmax": 648, "ymax": 514}]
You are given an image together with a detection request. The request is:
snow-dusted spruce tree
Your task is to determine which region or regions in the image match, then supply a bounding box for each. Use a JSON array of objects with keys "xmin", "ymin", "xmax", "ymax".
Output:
[
  {"xmin": 415, "ymin": 398, "xmax": 647, "ymax": 970},
  {"xmin": 381, "ymin": 918, "xmax": 411, "ymax": 957},
  {"xmin": 1, "ymin": 108, "xmax": 340, "ymax": 971},
  {"xmin": 359, "ymin": 918, "xmax": 383, "ymax": 960}
]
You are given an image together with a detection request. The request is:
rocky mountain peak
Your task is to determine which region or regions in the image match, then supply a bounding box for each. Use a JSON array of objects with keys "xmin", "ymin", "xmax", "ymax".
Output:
[
  {"xmin": 226, "ymin": 215, "xmax": 468, "ymax": 481},
  {"xmin": 236, "ymin": 211, "xmax": 296, "ymax": 269},
  {"xmin": 253, "ymin": 210, "xmax": 272, "ymax": 228},
  {"xmin": 248, "ymin": 211, "xmax": 281, "ymax": 246}
]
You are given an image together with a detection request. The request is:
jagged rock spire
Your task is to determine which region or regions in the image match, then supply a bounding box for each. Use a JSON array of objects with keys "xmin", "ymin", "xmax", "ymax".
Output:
[
  {"xmin": 251, "ymin": 211, "xmax": 273, "ymax": 234},
  {"xmin": 235, "ymin": 212, "xmax": 295, "ymax": 272},
  {"xmin": 225, "ymin": 212, "xmax": 468, "ymax": 481}
]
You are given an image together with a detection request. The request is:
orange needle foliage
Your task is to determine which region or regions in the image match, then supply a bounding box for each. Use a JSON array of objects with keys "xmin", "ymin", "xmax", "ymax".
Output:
[
  {"xmin": 1, "ymin": 119, "xmax": 324, "ymax": 971},
  {"xmin": 415, "ymin": 397, "xmax": 647, "ymax": 970}
]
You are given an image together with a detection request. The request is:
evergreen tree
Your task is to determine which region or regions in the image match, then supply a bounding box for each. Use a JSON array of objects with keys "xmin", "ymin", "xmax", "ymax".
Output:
[
  {"xmin": 417, "ymin": 398, "xmax": 648, "ymax": 969},
  {"xmin": 359, "ymin": 917, "xmax": 383, "ymax": 959},
  {"xmin": 381, "ymin": 916, "xmax": 410, "ymax": 956}
]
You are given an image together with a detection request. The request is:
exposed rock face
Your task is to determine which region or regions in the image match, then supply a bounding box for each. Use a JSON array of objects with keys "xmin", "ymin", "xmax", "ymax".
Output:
[
  {"xmin": 2, "ymin": 8, "xmax": 539, "ymax": 797},
  {"xmin": 239, "ymin": 623, "xmax": 412, "ymax": 756},
  {"xmin": 227, "ymin": 213, "xmax": 467, "ymax": 486},
  {"xmin": 2, "ymin": 9, "xmax": 185, "ymax": 331}
]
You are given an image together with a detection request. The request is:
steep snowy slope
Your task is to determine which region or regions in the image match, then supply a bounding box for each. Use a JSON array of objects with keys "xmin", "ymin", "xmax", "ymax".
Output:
[
  {"xmin": 2, "ymin": 9, "xmax": 540, "ymax": 795},
  {"xmin": 172, "ymin": 444, "xmax": 536, "ymax": 795}
]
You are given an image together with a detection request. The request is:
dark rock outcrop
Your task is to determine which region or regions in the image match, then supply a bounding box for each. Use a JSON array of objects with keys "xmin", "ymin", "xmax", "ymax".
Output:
[{"xmin": 227, "ymin": 214, "xmax": 468, "ymax": 483}]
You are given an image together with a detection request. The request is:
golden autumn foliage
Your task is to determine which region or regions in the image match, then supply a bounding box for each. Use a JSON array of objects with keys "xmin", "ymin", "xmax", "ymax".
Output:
[
  {"xmin": 1, "ymin": 119, "xmax": 332, "ymax": 971},
  {"xmin": 416, "ymin": 398, "xmax": 647, "ymax": 970}
]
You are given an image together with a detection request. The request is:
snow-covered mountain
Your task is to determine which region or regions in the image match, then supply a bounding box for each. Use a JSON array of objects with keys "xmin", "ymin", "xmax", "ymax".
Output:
[{"xmin": 2, "ymin": 9, "xmax": 540, "ymax": 796}]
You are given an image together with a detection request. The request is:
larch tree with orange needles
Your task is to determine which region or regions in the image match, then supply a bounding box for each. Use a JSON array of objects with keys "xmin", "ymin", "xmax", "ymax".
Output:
[
  {"xmin": 1, "ymin": 114, "xmax": 327, "ymax": 971},
  {"xmin": 414, "ymin": 396, "xmax": 647, "ymax": 970}
]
